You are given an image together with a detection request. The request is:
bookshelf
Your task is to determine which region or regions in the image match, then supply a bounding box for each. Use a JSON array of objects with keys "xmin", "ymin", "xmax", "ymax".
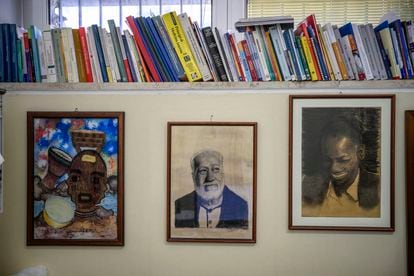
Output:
[{"xmin": 1, "ymin": 80, "xmax": 413, "ymax": 93}]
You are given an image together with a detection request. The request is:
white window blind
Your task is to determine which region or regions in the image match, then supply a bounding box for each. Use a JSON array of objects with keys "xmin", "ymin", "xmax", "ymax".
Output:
[
  {"xmin": 247, "ymin": 0, "xmax": 414, "ymax": 26},
  {"xmin": 50, "ymin": 0, "xmax": 212, "ymax": 30}
]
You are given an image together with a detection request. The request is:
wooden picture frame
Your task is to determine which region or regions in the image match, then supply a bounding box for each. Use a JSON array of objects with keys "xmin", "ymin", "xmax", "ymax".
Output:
[
  {"xmin": 289, "ymin": 95, "xmax": 395, "ymax": 231},
  {"xmin": 27, "ymin": 112, "xmax": 124, "ymax": 245},
  {"xmin": 406, "ymin": 111, "xmax": 414, "ymax": 274},
  {"xmin": 167, "ymin": 122, "xmax": 257, "ymax": 243}
]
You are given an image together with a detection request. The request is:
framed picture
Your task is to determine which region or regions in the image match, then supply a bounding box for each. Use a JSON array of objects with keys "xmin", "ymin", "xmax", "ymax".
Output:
[
  {"xmin": 27, "ymin": 112, "xmax": 124, "ymax": 245},
  {"xmin": 289, "ymin": 95, "xmax": 395, "ymax": 231},
  {"xmin": 406, "ymin": 111, "xmax": 414, "ymax": 274},
  {"xmin": 167, "ymin": 122, "xmax": 257, "ymax": 243}
]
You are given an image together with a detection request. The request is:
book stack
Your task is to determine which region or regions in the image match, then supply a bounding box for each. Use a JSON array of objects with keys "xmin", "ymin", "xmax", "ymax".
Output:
[{"xmin": 0, "ymin": 11, "xmax": 413, "ymax": 83}]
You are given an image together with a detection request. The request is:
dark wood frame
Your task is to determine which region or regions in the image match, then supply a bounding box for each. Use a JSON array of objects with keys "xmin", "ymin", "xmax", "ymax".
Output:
[
  {"xmin": 289, "ymin": 95, "xmax": 395, "ymax": 231},
  {"xmin": 406, "ymin": 111, "xmax": 414, "ymax": 275},
  {"xmin": 27, "ymin": 112, "xmax": 124, "ymax": 246},
  {"xmin": 167, "ymin": 122, "xmax": 257, "ymax": 243}
]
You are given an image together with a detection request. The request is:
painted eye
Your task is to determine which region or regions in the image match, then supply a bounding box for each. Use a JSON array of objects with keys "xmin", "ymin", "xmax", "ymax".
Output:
[{"xmin": 71, "ymin": 175, "xmax": 79, "ymax": 182}]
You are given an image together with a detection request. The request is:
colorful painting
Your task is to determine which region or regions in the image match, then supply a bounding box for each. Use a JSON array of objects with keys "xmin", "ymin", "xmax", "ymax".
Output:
[
  {"xmin": 289, "ymin": 95, "xmax": 394, "ymax": 231},
  {"xmin": 167, "ymin": 122, "xmax": 257, "ymax": 243},
  {"xmin": 27, "ymin": 112, "xmax": 124, "ymax": 245}
]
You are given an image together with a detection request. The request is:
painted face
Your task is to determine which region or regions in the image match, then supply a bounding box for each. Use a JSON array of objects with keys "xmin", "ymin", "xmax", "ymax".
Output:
[
  {"xmin": 323, "ymin": 136, "xmax": 360, "ymax": 192},
  {"xmin": 67, "ymin": 150, "xmax": 107, "ymax": 216},
  {"xmin": 192, "ymin": 152, "xmax": 225, "ymax": 202}
]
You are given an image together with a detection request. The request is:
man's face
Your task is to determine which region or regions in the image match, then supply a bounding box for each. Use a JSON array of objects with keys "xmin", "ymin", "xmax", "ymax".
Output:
[
  {"xmin": 192, "ymin": 152, "xmax": 224, "ymax": 202},
  {"xmin": 323, "ymin": 135, "xmax": 360, "ymax": 190}
]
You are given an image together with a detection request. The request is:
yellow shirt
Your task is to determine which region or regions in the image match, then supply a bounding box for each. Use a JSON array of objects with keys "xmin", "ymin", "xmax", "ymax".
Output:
[{"xmin": 302, "ymin": 171, "xmax": 380, "ymax": 218}]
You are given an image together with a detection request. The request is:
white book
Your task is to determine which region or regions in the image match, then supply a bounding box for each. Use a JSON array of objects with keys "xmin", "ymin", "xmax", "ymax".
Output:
[
  {"xmin": 41, "ymin": 30, "xmax": 57, "ymax": 82},
  {"xmin": 340, "ymin": 35, "xmax": 359, "ymax": 79},
  {"xmin": 333, "ymin": 26, "xmax": 355, "ymax": 79},
  {"xmin": 390, "ymin": 28, "xmax": 404, "ymax": 77},
  {"xmin": 322, "ymin": 30, "xmax": 342, "ymax": 80},
  {"xmin": 366, "ymin": 24, "xmax": 388, "ymax": 80},
  {"xmin": 104, "ymin": 30, "xmax": 119, "ymax": 82},
  {"xmin": 251, "ymin": 29, "xmax": 271, "ymax": 81},
  {"xmin": 359, "ymin": 25, "xmax": 380, "ymax": 79},
  {"xmin": 124, "ymin": 29, "xmax": 142, "ymax": 82},
  {"xmin": 178, "ymin": 12, "xmax": 213, "ymax": 81},
  {"xmin": 98, "ymin": 27, "xmax": 115, "ymax": 82},
  {"xmin": 87, "ymin": 26, "xmax": 102, "ymax": 83},
  {"xmin": 67, "ymin": 28, "xmax": 79, "ymax": 82},
  {"xmin": 61, "ymin": 28, "xmax": 75, "ymax": 82},
  {"xmin": 268, "ymin": 26, "xmax": 291, "ymax": 81},
  {"xmin": 36, "ymin": 32, "xmax": 48, "ymax": 82},
  {"xmin": 352, "ymin": 23, "xmax": 374, "ymax": 80}
]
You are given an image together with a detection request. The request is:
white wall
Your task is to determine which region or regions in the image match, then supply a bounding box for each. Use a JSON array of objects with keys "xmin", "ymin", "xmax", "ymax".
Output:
[
  {"xmin": 0, "ymin": 90, "xmax": 408, "ymax": 276},
  {"xmin": 0, "ymin": 0, "xmax": 22, "ymax": 25}
]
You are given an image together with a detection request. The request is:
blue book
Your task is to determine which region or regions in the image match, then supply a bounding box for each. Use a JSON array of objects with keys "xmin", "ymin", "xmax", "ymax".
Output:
[
  {"xmin": 146, "ymin": 17, "xmax": 179, "ymax": 82},
  {"xmin": 152, "ymin": 15, "xmax": 185, "ymax": 80},
  {"xmin": 134, "ymin": 17, "xmax": 166, "ymax": 81},
  {"xmin": 121, "ymin": 34, "xmax": 137, "ymax": 82},
  {"xmin": 91, "ymin": 24, "xmax": 109, "ymax": 82},
  {"xmin": 245, "ymin": 31, "xmax": 263, "ymax": 80},
  {"xmin": 0, "ymin": 24, "xmax": 4, "ymax": 82},
  {"xmin": 3, "ymin": 24, "xmax": 11, "ymax": 82},
  {"xmin": 307, "ymin": 25, "xmax": 329, "ymax": 80},
  {"xmin": 238, "ymin": 43, "xmax": 252, "ymax": 81},
  {"xmin": 29, "ymin": 26, "xmax": 42, "ymax": 82},
  {"xmin": 374, "ymin": 29, "xmax": 392, "ymax": 79},
  {"xmin": 10, "ymin": 24, "xmax": 18, "ymax": 82},
  {"xmin": 283, "ymin": 29, "xmax": 302, "ymax": 81},
  {"xmin": 390, "ymin": 19, "xmax": 413, "ymax": 79}
]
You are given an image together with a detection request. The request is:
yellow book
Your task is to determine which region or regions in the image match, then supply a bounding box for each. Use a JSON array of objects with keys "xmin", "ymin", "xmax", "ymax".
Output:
[
  {"xmin": 162, "ymin": 11, "xmax": 202, "ymax": 82},
  {"xmin": 300, "ymin": 36, "xmax": 318, "ymax": 81}
]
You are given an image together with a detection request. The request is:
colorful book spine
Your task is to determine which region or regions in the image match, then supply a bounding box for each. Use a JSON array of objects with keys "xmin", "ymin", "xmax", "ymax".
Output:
[
  {"xmin": 241, "ymin": 39, "xmax": 258, "ymax": 81},
  {"xmin": 72, "ymin": 29, "xmax": 87, "ymax": 82},
  {"xmin": 79, "ymin": 27, "xmax": 93, "ymax": 82},
  {"xmin": 161, "ymin": 12, "xmax": 201, "ymax": 82},
  {"xmin": 237, "ymin": 41, "xmax": 252, "ymax": 81},
  {"xmin": 226, "ymin": 32, "xmax": 245, "ymax": 81}
]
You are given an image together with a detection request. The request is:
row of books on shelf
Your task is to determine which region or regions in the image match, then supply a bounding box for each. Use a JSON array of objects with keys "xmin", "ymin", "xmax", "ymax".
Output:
[{"xmin": 0, "ymin": 12, "xmax": 414, "ymax": 83}]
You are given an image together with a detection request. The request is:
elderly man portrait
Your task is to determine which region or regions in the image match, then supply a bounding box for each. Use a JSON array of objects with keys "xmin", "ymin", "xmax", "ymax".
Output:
[
  {"xmin": 302, "ymin": 113, "xmax": 380, "ymax": 217},
  {"xmin": 174, "ymin": 149, "xmax": 248, "ymax": 229}
]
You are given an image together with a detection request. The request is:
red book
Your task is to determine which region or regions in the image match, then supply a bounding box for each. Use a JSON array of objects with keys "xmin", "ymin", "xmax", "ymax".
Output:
[
  {"xmin": 123, "ymin": 59, "xmax": 133, "ymax": 82},
  {"xmin": 125, "ymin": 16, "xmax": 161, "ymax": 82},
  {"xmin": 227, "ymin": 33, "xmax": 245, "ymax": 81},
  {"xmin": 79, "ymin": 27, "xmax": 93, "ymax": 82},
  {"xmin": 23, "ymin": 32, "xmax": 34, "ymax": 82},
  {"xmin": 241, "ymin": 40, "xmax": 259, "ymax": 81}
]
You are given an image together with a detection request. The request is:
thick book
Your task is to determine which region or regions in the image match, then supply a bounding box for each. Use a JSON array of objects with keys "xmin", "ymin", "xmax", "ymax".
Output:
[
  {"xmin": 29, "ymin": 25, "xmax": 42, "ymax": 82},
  {"xmin": 213, "ymin": 27, "xmax": 234, "ymax": 81},
  {"xmin": 202, "ymin": 26, "xmax": 228, "ymax": 81},
  {"xmin": 51, "ymin": 29, "xmax": 65, "ymax": 82},
  {"xmin": 72, "ymin": 29, "xmax": 87, "ymax": 82},
  {"xmin": 161, "ymin": 12, "xmax": 201, "ymax": 82}
]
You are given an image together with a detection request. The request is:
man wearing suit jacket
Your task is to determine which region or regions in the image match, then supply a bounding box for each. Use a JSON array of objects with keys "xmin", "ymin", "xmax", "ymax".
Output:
[{"xmin": 175, "ymin": 150, "xmax": 248, "ymax": 229}]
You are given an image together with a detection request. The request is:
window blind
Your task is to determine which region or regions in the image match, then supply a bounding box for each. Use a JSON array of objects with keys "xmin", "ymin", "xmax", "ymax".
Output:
[{"xmin": 247, "ymin": 0, "xmax": 414, "ymax": 26}]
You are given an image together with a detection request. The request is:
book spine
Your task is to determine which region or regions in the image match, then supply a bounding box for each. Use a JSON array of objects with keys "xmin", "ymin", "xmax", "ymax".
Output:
[
  {"xmin": 42, "ymin": 30, "xmax": 57, "ymax": 82},
  {"xmin": 366, "ymin": 24, "xmax": 388, "ymax": 80},
  {"xmin": 152, "ymin": 16, "xmax": 185, "ymax": 80},
  {"xmin": 3, "ymin": 24, "xmax": 11, "ymax": 82},
  {"xmin": 283, "ymin": 30, "xmax": 302, "ymax": 80},
  {"xmin": 91, "ymin": 25, "xmax": 109, "ymax": 82},
  {"xmin": 124, "ymin": 29, "xmax": 142, "ymax": 82},
  {"xmin": 299, "ymin": 35, "xmax": 317, "ymax": 81},
  {"xmin": 9, "ymin": 24, "xmax": 18, "ymax": 82},
  {"xmin": 264, "ymin": 28, "xmax": 283, "ymax": 81},
  {"xmin": 245, "ymin": 31, "xmax": 264, "ymax": 80},
  {"xmin": 161, "ymin": 12, "xmax": 201, "ymax": 82},
  {"xmin": 0, "ymin": 24, "xmax": 4, "ymax": 82},
  {"xmin": 60, "ymin": 28, "xmax": 74, "ymax": 82},
  {"xmin": 396, "ymin": 20, "xmax": 413, "ymax": 79},
  {"xmin": 87, "ymin": 26, "xmax": 102, "ymax": 82},
  {"xmin": 72, "ymin": 29, "xmax": 87, "ymax": 82},
  {"xmin": 122, "ymin": 34, "xmax": 137, "ymax": 82},
  {"xmin": 202, "ymin": 26, "xmax": 228, "ymax": 81},
  {"xmin": 325, "ymin": 24, "xmax": 349, "ymax": 80},
  {"xmin": 104, "ymin": 29, "xmax": 120, "ymax": 82},
  {"xmin": 345, "ymin": 34, "xmax": 365, "ymax": 80},
  {"xmin": 108, "ymin": 20, "xmax": 127, "ymax": 82},
  {"xmin": 237, "ymin": 41, "xmax": 252, "ymax": 81},
  {"xmin": 390, "ymin": 28, "xmax": 405, "ymax": 79},
  {"xmin": 378, "ymin": 27, "xmax": 400, "ymax": 79},
  {"xmin": 29, "ymin": 26, "xmax": 42, "ymax": 82},
  {"xmin": 241, "ymin": 39, "xmax": 259, "ymax": 81},
  {"xmin": 352, "ymin": 23, "xmax": 374, "ymax": 80},
  {"xmin": 251, "ymin": 29, "xmax": 272, "ymax": 80},
  {"xmin": 99, "ymin": 27, "xmax": 115, "ymax": 82},
  {"xmin": 227, "ymin": 32, "xmax": 245, "ymax": 81},
  {"xmin": 195, "ymin": 22, "xmax": 219, "ymax": 81},
  {"xmin": 294, "ymin": 35, "xmax": 310, "ymax": 80},
  {"xmin": 322, "ymin": 30, "xmax": 342, "ymax": 80},
  {"xmin": 307, "ymin": 26, "xmax": 329, "ymax": 80},
  {"xmin": 269, "ymin": 26, "xmax": 291, "ymax": 81},
  {"xmin": 178, "ymin": 13, "xmax": 212, "ymax": 81},
  {"xmin": 51, "ymin": 29, "xmax": 65, "ymax": 82},
  {"xmin": 407, "ymin": 23, "xmax": 414, "ymax": 70},
  {"xmin": 213, "ymin": 27, "xmax": 234, "ymax": 81},
  {"xmin": 79, "ymin": 27, "xmax": 93, "ymax": 82}
]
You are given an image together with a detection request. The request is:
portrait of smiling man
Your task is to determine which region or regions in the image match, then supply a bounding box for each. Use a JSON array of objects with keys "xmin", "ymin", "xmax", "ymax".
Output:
[
  {"xmin": 301, "ymin": 111, "xmax": 381, "ymax": 218},
  {"xmin": 174, "ymin": 149, "xmax": 248, "ymax": 229}
]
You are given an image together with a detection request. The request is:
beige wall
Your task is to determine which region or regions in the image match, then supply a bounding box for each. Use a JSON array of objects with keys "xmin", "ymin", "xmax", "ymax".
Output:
[{"xmin": 0, "ymin": 91, "xmax": 409, "ymax": 276}]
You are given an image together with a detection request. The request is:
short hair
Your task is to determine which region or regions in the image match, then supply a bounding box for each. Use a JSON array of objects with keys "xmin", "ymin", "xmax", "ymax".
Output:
[
  {"xmin": 190, "ymin": 150, "xmax": 223, "ymax": 172},
  {"xmin": 320, "ymin": 116, "xmax": 362, "ymax": 146}
]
